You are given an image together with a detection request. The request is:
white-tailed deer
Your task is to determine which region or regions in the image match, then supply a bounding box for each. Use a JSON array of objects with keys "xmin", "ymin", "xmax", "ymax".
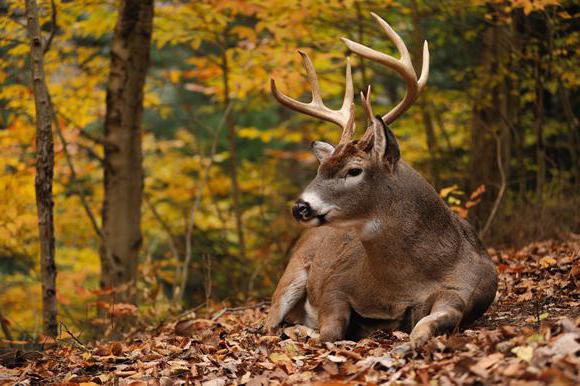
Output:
[{"xmin": 266, "ymin": 13, "xmax": 497, "ymax": 349}]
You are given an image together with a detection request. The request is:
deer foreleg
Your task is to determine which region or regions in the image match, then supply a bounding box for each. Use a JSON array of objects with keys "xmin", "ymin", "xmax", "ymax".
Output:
[
  {"xmin": 318, "ymin": 296, "xmax": 351, "ymax": 342},
  {"xmin": 265, "ymin": 257, "xmax": 308, "ymax": 333},
  {"xmin": 409, "ymin": 291, "xmax": 465, "ymax": 348}
]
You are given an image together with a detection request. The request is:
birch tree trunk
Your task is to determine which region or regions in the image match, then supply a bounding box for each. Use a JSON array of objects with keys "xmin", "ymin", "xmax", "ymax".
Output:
[
  {"xmin": 101, "ymin": 0, "xmax": 154, "ymax": 303},
  {"xmin": 25, "ymin": 0, "xmax": 57, "ymax": 337}
]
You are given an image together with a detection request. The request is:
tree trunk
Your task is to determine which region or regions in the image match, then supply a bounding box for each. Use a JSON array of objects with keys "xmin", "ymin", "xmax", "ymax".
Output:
[
  {"xmin": 101, "ymin": 0, "xmax": 154, "ymax": 304},
  {"xmin": 558, "ymin": 82, "xmax": 579, "ymax": 191},
  {"xmin": 354, "ymin": 1, "xmax": 368, "ymax": 90},
  {"xmin": 221, "ymin": 30, "xmax": 246, "ymax": 262},
  {"xmin": 533, "ymin": 61, "xmax": 545, "ymax": 203},
  {"xmin": 25, "ymin": 0, "xmax": 57, "ymax": 337},
  {"xmin": 410, "ymin": 0, "xmax": 439, "ymax": 186}
]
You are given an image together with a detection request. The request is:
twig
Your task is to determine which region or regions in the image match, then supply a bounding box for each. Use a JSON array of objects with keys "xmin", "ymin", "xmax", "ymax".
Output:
[
  {"xmin": 210, "ymin": 301, "xmax": 271, "ymax": 321},
  {"xmin": 480, "ymin": 129, "xmax": 507, "ymax": 239},
  {"xmin": 59, "ymin": 322, "xmax": 88, "ymax": 352}
]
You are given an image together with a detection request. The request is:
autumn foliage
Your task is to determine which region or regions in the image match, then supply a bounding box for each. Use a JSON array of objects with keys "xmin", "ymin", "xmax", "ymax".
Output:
[
  {"xmin": 0, "ymin": 1, "xmax": 578, "ymax": 382},
  {"xmin": 1, "ymin": 239, "xmax": 579, "ymax": 384}
]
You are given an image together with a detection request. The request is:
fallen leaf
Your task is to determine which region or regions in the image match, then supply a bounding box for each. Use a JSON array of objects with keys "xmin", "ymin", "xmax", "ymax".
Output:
[
  {"xmin": 512, "ymin": 346, "xmax": 534, "ymax": 362},
  {"xmin": 539, "ymin": 256, "xmax": 557, "ymax": 268},
  {"xmin": 269, "ymin": 352, "xmax": 291, "ymax": 363}
]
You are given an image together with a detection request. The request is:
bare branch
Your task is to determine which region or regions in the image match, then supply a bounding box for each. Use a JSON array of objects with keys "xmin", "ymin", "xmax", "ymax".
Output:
[
  {"xmin": 144, "ymin": 195, "xmax": 182, "ymax": 270},
  {"xmin": 480, "ymin": 129, "xmax": 507, "ymax": 239},
  {"xmin": 43, "ymin": 0, "xmax": 57, "ymax": 54},
  {"xmin": 52, "ymin": 107, "xmax": 104, "ymax": 241}
]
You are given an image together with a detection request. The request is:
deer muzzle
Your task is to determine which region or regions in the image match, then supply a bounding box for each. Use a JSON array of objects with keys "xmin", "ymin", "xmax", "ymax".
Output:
[{"xmin": 292, "ymin": 199, "xmax": 314, "ymax": 222}]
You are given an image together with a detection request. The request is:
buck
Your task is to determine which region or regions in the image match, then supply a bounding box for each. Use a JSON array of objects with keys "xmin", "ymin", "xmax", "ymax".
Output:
[{"xmin": 265, "ymin": 13, "xmax": 497, "ymax": 349}]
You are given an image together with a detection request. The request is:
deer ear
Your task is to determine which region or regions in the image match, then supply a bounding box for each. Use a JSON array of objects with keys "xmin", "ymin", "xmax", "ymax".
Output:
[
  {"xmin": 371, "ymin": 116, "xmax": 400, "ymax": 168},
  {"xmin": 311, "ymin": 141, "xmax": 335, "ymax": 162}
]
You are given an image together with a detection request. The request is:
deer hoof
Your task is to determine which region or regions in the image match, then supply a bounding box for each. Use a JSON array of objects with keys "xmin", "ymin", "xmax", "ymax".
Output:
[{"xmin": 391, "ymin": 342, "xmax": 414, "ymax": 357}]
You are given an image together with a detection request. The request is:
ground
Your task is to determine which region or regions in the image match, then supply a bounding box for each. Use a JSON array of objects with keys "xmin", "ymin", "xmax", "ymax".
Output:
[{"xmin": 1, "ymin": 238, "xmax": 579, "ymax": 385}]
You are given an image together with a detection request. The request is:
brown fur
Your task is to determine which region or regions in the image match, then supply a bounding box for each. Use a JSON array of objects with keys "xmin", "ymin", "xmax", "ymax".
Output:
[
  {"xmin": 319, "ymin": 143, "xmax": 366, "ymax": 178},
  {"xmin": 266, "ymin": 119, "xmax": 498, "ymax": 349}
]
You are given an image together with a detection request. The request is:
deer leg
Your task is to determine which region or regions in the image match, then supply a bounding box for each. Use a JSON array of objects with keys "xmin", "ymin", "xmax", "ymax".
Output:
[
  {"xmin": 409, "ymin": 291, "xmax": 465, "ymax": 348},
  {"xmin": 318, "ymin": 296, "xmax": 351, "ymax": 342},
  {"xmin": 265, "ymin": 257, "xmax": 308, "ymax": 333}
]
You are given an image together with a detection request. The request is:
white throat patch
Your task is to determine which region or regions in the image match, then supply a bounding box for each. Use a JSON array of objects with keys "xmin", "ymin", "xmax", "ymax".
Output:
[{"xmin": 360, "ymin": 218, "xmax": 382, "ymax": 240}]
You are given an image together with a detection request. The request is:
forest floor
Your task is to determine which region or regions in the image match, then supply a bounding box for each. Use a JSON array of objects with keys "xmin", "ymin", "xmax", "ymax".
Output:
[{"xmin": 1, "ymin": 237, "xmax": 579, "ymax": 385}]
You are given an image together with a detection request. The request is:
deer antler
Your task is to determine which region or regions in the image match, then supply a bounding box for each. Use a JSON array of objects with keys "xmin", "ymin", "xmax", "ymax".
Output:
[
  {"xmin": 271, "ymin": 50, "xmax": 355, "ymax": 144},
  {"xmin": 341, "ymin": 12, "xmax": 429, "ymax": 126}
]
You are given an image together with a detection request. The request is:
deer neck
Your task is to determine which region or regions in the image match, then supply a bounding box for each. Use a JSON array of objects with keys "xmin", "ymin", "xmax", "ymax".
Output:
[{"xmin": 354, "ymin": 162, "xmax": 455, "ymax": 273}]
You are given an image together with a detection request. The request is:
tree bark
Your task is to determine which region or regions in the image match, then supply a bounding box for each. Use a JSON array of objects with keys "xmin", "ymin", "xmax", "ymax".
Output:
[
  {"xmin": 0, "ymin": 310, "xmax": 12, "ymax": 341},
  {"xmin": 558, "ymin": 82, "xmax": 579, "ymax": 191},
  {"xmin": 25, "ymin": 0, "xmax": 58, "ymax": 337},
  {"xmin": 533, "ymin": 60, "xmax": 545, "ymax": 203},
  {"xmin": 354, "ymin": 1, "xmax": 368, "ymax": 90},
  {"xmin": 221, "ymin": 30, "xmax": 246, "ymax": 262},
  {"xmin": 101, "ymin": 0, "xmax": 154, "ymax": 304},
  {"xmin": 410, "ymin": 0, "xmax": 439, "ymax": 186}
]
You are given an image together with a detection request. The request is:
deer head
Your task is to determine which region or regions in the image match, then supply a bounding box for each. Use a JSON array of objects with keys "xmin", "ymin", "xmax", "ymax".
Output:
[{"xmin": 271, "ymin": 13, "xmax": 429, "ymax": 229}]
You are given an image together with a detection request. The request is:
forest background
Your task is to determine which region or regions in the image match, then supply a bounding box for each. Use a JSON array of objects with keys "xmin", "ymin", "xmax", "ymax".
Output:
[{"xmin": 0, "ymin": 0, "xmax": 578, "ymax": 341}]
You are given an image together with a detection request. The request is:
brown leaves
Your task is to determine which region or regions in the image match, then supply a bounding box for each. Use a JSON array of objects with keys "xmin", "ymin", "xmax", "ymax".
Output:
[{"xmin": 4, "ymin": 239, "xmax": 580, "ymax": 384}]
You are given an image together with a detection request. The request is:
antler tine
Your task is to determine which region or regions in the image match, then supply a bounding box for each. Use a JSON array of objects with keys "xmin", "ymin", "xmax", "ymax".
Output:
[
  {"xmin": 359, "ymin": 85, "xmax": 375, "ymax": 146},
  {"xmin": 341, "ymin": 12, "xmax": 430, "ymax": 125},
  {"xmin": 270, "ymin": 51, "xmax": 355, "ymax": 144},
  {"xmin": 361, "ymin": 86, "xmax": 374, "ymax": 125},
  {"xmin": 299, "ymin": 50, "xmax": 324, "ymax": 105},
  {"xmin": 338, "ymin": 56, "xmax": 356, "ymax": 144},
  {"xmin": 418, "ymin": 41, "xmax": 429, "ymax": 93}
]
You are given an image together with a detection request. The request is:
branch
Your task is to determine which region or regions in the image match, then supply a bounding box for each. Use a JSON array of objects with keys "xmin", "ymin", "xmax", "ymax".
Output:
[
  {"xmin": 59, "ymin": 322, "xmax": 88, "ymax": 352},
  {"xmin": 480, "ymin": 129, "xmax": 507, "ymax": 239},
  {"xmin": 55, "ymin": 111, "xmax": 107, "ymax": 147},
  {"xmin": 76, "ymin": 142, "xmax": 105, "ymax": 165},
  {"xmin": 52, "ymin": 110, "xmax": 104, "ymax": 241},
  {"xmin": 144, "ymin": 195, "xmax": 182, "ymax": 269},
  {"xmin": 43, "ymin": 0, "xmax": 57, "ymax": 54}
]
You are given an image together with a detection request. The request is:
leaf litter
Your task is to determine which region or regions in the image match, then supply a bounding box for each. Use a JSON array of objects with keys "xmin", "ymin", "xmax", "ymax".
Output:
[{"xmin": 1, "ymin": 238, "xmax": 578, "ymax": 385}]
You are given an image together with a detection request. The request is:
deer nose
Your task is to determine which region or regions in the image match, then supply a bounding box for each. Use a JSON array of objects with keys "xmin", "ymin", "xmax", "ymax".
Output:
[{"xmin": 292, "ymin": 199, "xmax": 314, "ymax": 221}]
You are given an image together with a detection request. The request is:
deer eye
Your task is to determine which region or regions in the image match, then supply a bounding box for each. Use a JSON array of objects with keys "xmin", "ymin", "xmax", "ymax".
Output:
[{"xmin": 346, "ymin": 168, "xmax": 363, "ymax": 177}]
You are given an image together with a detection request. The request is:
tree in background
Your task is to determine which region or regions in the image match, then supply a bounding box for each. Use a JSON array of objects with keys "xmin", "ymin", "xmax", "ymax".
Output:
[
  {"xmin": 100, "ymin": 0, "xmax": 154, "ymax": 304},
  {"xmin": 0, "ymin": 0, "xmax": 577, "ymax": 338},
  {"xmin": 24, "ymin": 0, "xmax": 57, "ymax": 337}
]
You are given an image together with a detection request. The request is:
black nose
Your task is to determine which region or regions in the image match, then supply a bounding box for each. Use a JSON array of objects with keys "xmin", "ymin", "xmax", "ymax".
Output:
[{"xmin": 292, "ymin": 199, "xmax": 314, "ymax": 221}]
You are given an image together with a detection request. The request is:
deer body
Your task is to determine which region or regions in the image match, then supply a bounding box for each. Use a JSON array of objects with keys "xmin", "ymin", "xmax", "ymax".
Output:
[
  {"xmin": 268, "ymin": 160, "xmax": 497, "ymax": 345},
  {"xmin": 266, "ymin": 13, "xmax": 497, "ymax": 348}
]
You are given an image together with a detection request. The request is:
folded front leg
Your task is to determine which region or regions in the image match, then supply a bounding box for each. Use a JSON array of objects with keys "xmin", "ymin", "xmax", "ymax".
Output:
[
  {"xmin": 265, "ymin": 255, "xmax": 308, "ymax": 333},
  {"xmin": 318, "ymin": 296, "xmax": 351, "ymax": 343},
  {"xmin": 409, "ymin": 291, "xmax": 465, "ymax": 348}
]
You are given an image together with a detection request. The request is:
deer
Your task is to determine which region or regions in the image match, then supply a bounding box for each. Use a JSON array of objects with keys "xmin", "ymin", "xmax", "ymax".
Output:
[{"xmin": 265, "ymin": 13, "xmax": 498, "ymax": 351}]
